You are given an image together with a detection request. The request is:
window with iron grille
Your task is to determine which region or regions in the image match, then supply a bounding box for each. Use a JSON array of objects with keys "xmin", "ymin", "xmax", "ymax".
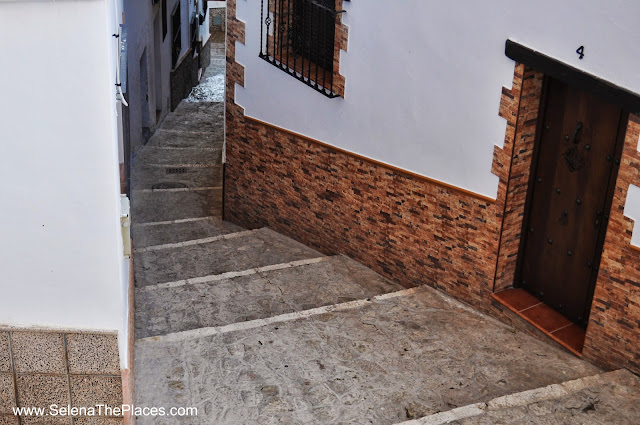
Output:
[
  {"xmin": 171, "ymin": 5, "xmax": 182, "ymax": 68},
  {"xmin": 259, "ymin": 0, "xmax": 345, "ymax": 98}
]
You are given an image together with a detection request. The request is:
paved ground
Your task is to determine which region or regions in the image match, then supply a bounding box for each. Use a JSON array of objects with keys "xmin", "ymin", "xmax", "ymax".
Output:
[
  {"xmin": 131, "ymin": 35, "xmax": 640, "ymax": 425},
  {"xmin": 186, "ymin": 40, "xmax": 225, "ymax": 103}
]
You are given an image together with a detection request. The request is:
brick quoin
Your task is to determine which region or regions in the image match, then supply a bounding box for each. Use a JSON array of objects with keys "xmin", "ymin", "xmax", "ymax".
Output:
[{"xmin": 225, "ymin": 0, "xmax": 640, "ymax": 373}]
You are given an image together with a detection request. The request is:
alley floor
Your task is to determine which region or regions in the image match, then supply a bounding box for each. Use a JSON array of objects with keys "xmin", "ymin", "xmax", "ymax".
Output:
[{"xmin": 130, "ymin": 42, "xmax": 640, "ymax": 425}]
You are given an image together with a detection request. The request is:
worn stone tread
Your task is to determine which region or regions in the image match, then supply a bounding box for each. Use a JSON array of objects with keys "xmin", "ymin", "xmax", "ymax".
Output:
[
  {"xmin": 131, "ymin": 188, "xmax": 222, "ymax": 223},
  {"xmin": 413, "ymin": 369, "xmax": 640, "ymax": 425},
  {"xmin": 132, "ymin": 218, "xmax": 244, "ymax": 249},
  {"xmin": 131, "ymin": 163, "xmax": 222, "ymax": 191},
  {"xmin": 160, "ymin": 108, "xmax": 222, "ymax": 133},
  {"xmin": 134, "ymin": 286, "xmax": 600, "ymax": 425},
  {"xmin": 134, "ymin": 146, "xmax": 222, "ymax": 167},
  {"xmin": 133, "ymin": 228, "xmax": 324, "ymax": 288},
  {"xmin": 145, "ymin": 128, "xmax": 222, "ymax": 148},
  {"xmin": 174, "ymin": 101, "xmax": 222, "ymax": 115},
  {"xmin": 134, "ymin": 255, "xmax": 402, "ymax": 339}
]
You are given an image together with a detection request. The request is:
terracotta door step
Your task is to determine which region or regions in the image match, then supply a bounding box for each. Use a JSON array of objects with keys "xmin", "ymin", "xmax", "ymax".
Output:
[{"xmin": 492, "ymin": 288, "xmax": 586, "ymax": 356}]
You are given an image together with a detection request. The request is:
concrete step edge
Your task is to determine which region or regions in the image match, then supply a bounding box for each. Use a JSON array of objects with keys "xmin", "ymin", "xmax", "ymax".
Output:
[
  {"xmin": 136, "ymin": 255, "xmax": 333, "ymax": 292},
  {"xmin": 135, "ymin": 286, "xmax": 422, "ymax": 344},
  {"xmin": 398, "ymin": 369, "xmax": 630, "ymax": 425}
]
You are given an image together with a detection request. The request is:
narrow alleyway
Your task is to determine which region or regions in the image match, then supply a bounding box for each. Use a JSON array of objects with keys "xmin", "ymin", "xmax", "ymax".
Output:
[{"xmin": 129, "ymin": 41, "xmax": 640, "ymax": 425}]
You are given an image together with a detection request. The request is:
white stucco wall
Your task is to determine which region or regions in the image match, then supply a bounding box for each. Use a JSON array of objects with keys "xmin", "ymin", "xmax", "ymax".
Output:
[
  {"xmin": 235, "ymin": 0, "xmax": 640, "ymax": 199},
  {"xmin": 0, "ymin": 0, "xmax": 129, "ymax": 367},
  {"xmin": 626, "ymin": 184, "xmax": 640, "ymax": 249}
]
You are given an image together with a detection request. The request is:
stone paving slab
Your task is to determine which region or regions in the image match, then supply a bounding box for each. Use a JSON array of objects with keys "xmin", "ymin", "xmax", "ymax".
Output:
[
  {"xmin": 414, "ymin": 369, "xmax": 640, "ymax": 425},
  {"xmin": 132, "ymin": 218, "xmax": 243, "ymax": 249},
  {"xmin": 174, "ymin": 101, "xmax": 222, "ymax": 115},
  {"xmin": 135, "ymin": 255, "xmax": 402, "ymax": 339},
  {"xmin": 134, "ymin": 286, "xmax": 600, "ymax": 425},
  {"xmin": 131, "ymin": 188, "xmax": 222, "ymax": 223},
  {"xmin": 134, "ymin": 146, "xmax": 222, "ymax": 167},
  {"xmin": 134, "ymin": 228, "xmax": 324, "ymax": 288},
  {"xmin": 131, "ymin": 164, "xmax": 222, "ymax": 191},
  {"xmin": 145, "ymin": 129, "xmax": 222, "ymax": 149},
  {"xmin": 161, "ymin": 110, "xmax": 222, "ymax": 133}
]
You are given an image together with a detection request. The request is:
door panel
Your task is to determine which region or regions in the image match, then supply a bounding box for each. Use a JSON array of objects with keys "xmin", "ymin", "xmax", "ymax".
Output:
[{"xmin": 519, "ymin": 77, "xmax": 624, "ymax": 326}]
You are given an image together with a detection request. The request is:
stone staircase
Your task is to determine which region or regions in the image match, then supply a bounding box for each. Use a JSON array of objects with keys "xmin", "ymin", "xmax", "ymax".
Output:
[{"xmin": 130, "ymin": 100, "xmax": 640, "ymax": 424}]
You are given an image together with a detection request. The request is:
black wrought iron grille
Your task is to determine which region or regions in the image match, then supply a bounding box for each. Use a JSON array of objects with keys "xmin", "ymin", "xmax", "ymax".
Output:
[{"xmin": 259, "ymin": 0, "xmax": 344, "ymax": 98}]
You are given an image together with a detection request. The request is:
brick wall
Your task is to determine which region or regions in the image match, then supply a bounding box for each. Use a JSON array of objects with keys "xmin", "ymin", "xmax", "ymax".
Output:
[
  {"xmin": 583, "ymin": 114, "xmax": 640, "ymax": 372},
  {"xmin": 494, "ymin": 68, "xmax": 544, "ymax": 292},
  {"xmin": 225, "ymin": 0, "xmax": 640, "ymax": 373},
  {"xmin": 225, "ymin": 4, "xmax": 511, "ymax": 310}
]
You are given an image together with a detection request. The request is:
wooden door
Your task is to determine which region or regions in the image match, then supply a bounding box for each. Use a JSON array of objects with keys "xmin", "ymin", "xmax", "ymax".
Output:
[{"xmin": 518, "ymin": 77, "xmax": 626, "ymax": 326}]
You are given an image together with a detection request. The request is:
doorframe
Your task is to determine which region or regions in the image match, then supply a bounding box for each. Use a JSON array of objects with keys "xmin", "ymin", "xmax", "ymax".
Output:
[
  {"xmin": 511, "ymin": 74, "xmax": 630, "ymax": 324},
  {"xmin": 511, "ymin": 75, "xmax": 549, "ymax": 291},
  {"xmin": 493, "ymin": 39, "xmax": 640, "ymax": 332}
]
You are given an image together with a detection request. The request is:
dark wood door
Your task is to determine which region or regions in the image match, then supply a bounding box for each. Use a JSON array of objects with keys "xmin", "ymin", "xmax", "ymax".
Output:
[{"xmin": 518, "ymin": 77, "xmax": 626, "ymax": 326}]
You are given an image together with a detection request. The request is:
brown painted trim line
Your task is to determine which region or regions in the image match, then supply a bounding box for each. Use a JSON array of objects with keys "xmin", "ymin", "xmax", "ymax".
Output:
[
  {"xmin": 629, "ymin": 244, "xmax": 640, "ymax": 254},
  {"xmin": 243, "ymin": 115, "xmax": 497, "ymax": 204}
]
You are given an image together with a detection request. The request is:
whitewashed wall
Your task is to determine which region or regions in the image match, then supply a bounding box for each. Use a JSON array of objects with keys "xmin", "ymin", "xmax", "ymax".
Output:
[
  {"xmin": 0, "ymin": 0, "xmax": 129, "ymax": 367},
  {"xmin": 627, "ymin": 184, "xmax": 640, "ymax": 248},
  {"xmin": 125, "ymin": 0, "xmax": 178, "ymax": 155},
  {"xmin": 235, "ymin": 0, "xmax": 640, "ymax": 199}
]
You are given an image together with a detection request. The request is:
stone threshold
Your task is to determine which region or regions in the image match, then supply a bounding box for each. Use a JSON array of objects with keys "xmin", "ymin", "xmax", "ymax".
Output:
[{"xmin": 492, "ymin": 288, "xmax": 585, "ymax": 356}]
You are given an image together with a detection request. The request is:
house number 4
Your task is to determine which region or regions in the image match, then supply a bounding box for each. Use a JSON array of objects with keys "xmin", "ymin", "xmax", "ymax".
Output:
[{"xmin": 576, "ymin": 46, "xmax": 585, "ymax": 59}]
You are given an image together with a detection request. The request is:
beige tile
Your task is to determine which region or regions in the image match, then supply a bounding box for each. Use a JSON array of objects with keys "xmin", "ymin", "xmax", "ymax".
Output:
[
  {"xmin": 0, "ymin": 333, "xmax": 10, "ymax": 372},
  {"xmin": 69, "ymin": 376, "xmax": 122, "ymax": 410},
  {"xmin": 0, "ymin": 374, "xmax": 16, "ymax": 415},
  {"xmin": 15, "ymin": 374, "xmax": 70, "ymax": 409},
  {"xmin": 11, "ymin": 332, "xmax": 66, "ymax": 374},
  {"xmin": 66, "ymin": 334, "xmax": 120, "ymax": 375},
  {"xmin": 73, "ymin": 418, "xmax": 123, "ymax": 425},
  {"xmin": 0, "ymin": 415, "xmax": 19, "ymax": 425}
]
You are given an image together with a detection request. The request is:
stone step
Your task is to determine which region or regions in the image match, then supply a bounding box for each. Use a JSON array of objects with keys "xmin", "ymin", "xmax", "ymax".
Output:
[
  {"xmin": 406, "ymin": 369, "xmax": 640, "ymax": 425},
  {"xmin": 134, "ymin": 255, "xmax": 402, "ymax": 339},
  {"xmin": 133, "ymin": 228, "xmax": 324, "ymax": 288},
  {"xmin": 131, "ymin": 187, "xmax": 222, "ymax": 223},
  {"xmin": 145, "ymin": 128, "xmax": 222, "ymax": 149},
  {"xmin": 173, "ymin": 101, "xmax": 221, "ymax": 116},
  {"xmin": 134, "ymin": 145, "xmax": 222, "ymax": 167},
  {"xmin": 160, "ymin": 112, "xmax": 222, "ymax": 134},
  {"xmin": 134, "ymin": 285, "xmax": 600, "ymax": 425},
  {"xmin": 132, "ymin": 217, "xmax": 244, "ymax": 249},
  {"xmin": 131, "ymin": 163, "xmax": 222, "ymax": 190}
]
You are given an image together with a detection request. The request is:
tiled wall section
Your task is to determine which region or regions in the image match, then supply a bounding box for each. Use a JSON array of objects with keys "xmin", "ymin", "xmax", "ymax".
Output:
[
  {"xmin": 583, "ymin": 114, "xmax": 640, "ymax": 372},
  {"xmin": 0, "ymin": 329, "xmax": 122, "ymax": 424}
]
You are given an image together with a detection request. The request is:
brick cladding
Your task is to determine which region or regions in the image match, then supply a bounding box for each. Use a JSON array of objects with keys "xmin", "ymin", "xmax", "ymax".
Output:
[
  {"xmin": 494, "ymin": 68, "xmax": 544, "ymax": 292},
  {"xmin": 225, "ymin": 1, "xmax": 640, "ymax": 373},
  {"xmin": 583, "ymin": 114, "xmax": 640, "ymax": 372}
]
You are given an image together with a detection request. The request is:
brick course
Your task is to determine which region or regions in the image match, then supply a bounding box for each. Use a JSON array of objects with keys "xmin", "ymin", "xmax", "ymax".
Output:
[
  {"xmin": 225, "ymin": 0, "xmax": 640, "ymax": 373},
  {"xmin": 494, "ymin": 68, "xmax": 544, "ymax": 292},
  {"xmin": 583, "ymin": 114, "xmax": 640, "ymax": 372}
]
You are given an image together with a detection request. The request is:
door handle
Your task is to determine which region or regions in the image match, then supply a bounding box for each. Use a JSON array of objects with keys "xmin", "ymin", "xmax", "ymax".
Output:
[{"xmin": 572, "ymin": 122, "xmax": 583, "ymax": 144}]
